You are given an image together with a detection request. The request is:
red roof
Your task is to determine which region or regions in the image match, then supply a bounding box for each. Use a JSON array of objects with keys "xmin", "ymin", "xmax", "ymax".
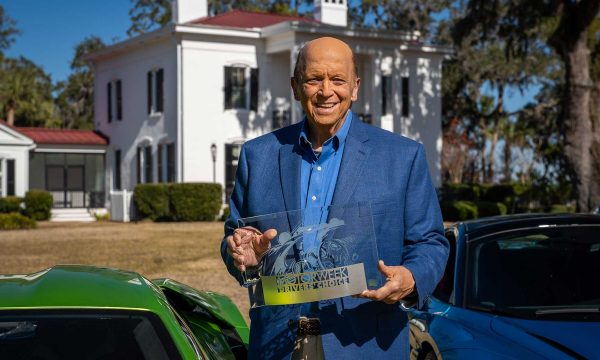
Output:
[
  {"xmin": 12, "ymin": 125, "xmax": 108, "ymax": 146},
  {"xmin": 191, "ymin": 10, "xmax": 317, "ymax": 29}
]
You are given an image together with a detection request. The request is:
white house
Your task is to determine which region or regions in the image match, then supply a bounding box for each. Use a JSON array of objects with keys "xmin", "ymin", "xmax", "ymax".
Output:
[
  {"xmin": 87, "ymin": 0, "xmax": 450, "ymax": 215},
  {"xmin": 0, "ymin": 119, "xmax": 107, "ymax": 220}
]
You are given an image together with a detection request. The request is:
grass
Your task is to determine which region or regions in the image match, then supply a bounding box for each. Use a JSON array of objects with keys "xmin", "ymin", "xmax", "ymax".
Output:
[{"xmin": 0, "ymin": 221, "xmax": 250, "ymax": 321}]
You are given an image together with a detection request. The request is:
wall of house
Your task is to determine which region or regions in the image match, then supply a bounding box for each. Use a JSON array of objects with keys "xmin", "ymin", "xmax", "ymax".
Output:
[
  {"xmin": 0, "ymin": 146, "xmax": 29, "ymax": 196},
  {"xmin": 179, "ymin": 34, "xmax": 268, "ymax": 186},
  {"xmin": 94, "ymin": 37, "xmax": 178, "ymax": 194},
  {"xmin": 0, "ymin": 126, "xmax": 32, "ymax": 197}
]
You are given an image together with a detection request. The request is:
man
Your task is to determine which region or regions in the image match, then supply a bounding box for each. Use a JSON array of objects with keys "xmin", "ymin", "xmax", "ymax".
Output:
[{"xmin": 221, "ymin": 37, "xmax": 448, "ymax": 359}]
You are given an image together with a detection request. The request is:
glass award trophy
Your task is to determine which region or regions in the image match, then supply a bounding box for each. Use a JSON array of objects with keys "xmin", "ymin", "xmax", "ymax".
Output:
[{"xmin": 237, "ymin": 203, "xmax": 383, "ymax": 307}]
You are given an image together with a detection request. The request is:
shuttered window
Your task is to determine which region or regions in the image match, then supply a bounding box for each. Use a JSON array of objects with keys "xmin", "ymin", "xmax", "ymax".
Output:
[
  {"xmin": 224, "ymin": 66, "xmax": 258, "ymax": 111},
  {"xmin": 7, "ymin": 159, "xmax": 15, "ymax": 196},
  {"xmin": 167, "ymin": 143, "xmax": 175, "ymax": 182},
  {"xmin": 108, "ymin": 80, "xmax": 123, "ymax": 122},
  {"xmin": 381, "ymin": 75, "xmax": 391, "ymax": 115},
  {"xmin": 116, "ymin": 80, "xmax": 122, "ymax": 120},
  {"xmin": 147, "ymin": 68, "xmax": 164, "ymax": 115},
  {"xmin": 114, "ymin": 149, "xmax": 121, "ymax": 190},
  {"xmin": 107, "ymin": 82, "xmax": 112, "ymax": 123}
]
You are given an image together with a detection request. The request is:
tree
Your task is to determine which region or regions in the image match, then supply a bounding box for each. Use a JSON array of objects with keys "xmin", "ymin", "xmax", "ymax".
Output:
[
  {"xmin": 0, "ymin": 56, "xmax": 59, "ymax": 127},
  {"xmin": 0, "ymin": 5, "xmax": 19, "ymax": 55},
  {"xmin": 454, "ymin": 0, "xmax": 600, "ymax": 211},
  {"xmin": 56, "ymin": 36, "xmax": 105, "ymax": 129}
]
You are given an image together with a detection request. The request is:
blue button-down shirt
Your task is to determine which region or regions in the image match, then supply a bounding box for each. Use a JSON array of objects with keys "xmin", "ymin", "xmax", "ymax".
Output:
[{"xmin": 297, "ymin": 112, "xmax": 352, "ymax": 316}]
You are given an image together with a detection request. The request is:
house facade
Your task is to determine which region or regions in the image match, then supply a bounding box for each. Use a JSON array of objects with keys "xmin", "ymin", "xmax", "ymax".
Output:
[
  {"xmin": 0, "ymin": 120, "xmax": 107, "ymax": 218},
  {"xmin": 88, "ymin": 0, "xmax": 450, "ymax": 213}
]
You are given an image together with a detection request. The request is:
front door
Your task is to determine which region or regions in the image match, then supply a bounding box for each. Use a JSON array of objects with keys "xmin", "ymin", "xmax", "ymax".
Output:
[{"xmin": 46, "ymin": 165, "xmax": 86, "ymax": 208}]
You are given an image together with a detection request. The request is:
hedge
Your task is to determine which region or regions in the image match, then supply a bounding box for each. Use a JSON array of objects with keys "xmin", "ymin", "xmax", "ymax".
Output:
[
  {"xmin": 476, "ymin": 201, "xmax": 508, "ymax": 218},
  {"xmin": 24, "ymin": 190, "xmax": 53, "ymax": 220},
  {"xmin": 0, "ymin": 213, "xmax": 37, "ymax": 230},
  {"xmin": 133, "ymin": 183, "xmax": 222, "ymax": 222},
  {"xmin": 441, "ymin": 201, "xmax": 478, "ymax": 222},
  {"xmin": 133, "ymin": 184, "xmax": 170, "ymax": 220},
  {"xmin": 0, "ymin": 196, "xmax": 23, "ymax": 214}
]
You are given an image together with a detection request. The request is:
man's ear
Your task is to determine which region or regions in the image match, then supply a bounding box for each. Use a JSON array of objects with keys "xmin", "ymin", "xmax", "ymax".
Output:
[
  {"xmin": 290, "ymin": 77, "xmax": 300, "ymax": 101},
  {"xmin": 351, "ymin": 77, "xmax": 361, "ymax": 102}
]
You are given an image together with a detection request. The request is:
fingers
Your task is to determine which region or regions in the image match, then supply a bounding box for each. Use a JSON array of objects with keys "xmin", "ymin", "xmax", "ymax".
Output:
[
  {"xmin": 377, "ymin": 260, "xmax": 393, "ymax": 279},
  {"xmin": 255, "ymin": 228, "xmax": 277, "ymax": 254}
]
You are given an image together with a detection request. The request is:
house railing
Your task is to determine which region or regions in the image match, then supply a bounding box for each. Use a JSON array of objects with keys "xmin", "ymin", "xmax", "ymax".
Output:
[{"xmin": 50, "ymin": 191, "xmax": 105, "ymax": 209}]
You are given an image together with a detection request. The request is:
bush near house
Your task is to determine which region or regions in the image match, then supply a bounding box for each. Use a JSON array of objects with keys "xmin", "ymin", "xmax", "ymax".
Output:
[
  {"xmin": 133, "ymin": 184, "xmax": 170, "ymax": 221},
  {"xmin": 0, "ymin": 196, "xmax": 23, "ymax": 213},
  {"xmin": 133, "ymin": 183, "xmax": 222, "ymax": 222},
  {"xmin": 441, "ymin": 200, "xmax": 478, "ymax": 222},
  {"xmin": 0, "ymin": 213, "xmax": 37, "ymax": 230},
  {"xmin": 24, "ymin": 190, "xmax": 53, "ymax": 221}
]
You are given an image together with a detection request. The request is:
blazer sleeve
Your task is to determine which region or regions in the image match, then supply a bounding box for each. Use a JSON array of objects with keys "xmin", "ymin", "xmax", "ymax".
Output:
[
  {"xmin": 220, "ymin": 144, "xmax": 249, "ymax": 285},
  {"xmin": 401, "ymin": 144, "xmax": 449, "ymax": 308}
]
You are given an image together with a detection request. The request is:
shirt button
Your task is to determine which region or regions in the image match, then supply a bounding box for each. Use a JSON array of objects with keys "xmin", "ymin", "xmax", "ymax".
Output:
[
  {"xmin": 311, "ymin": 195, "xmax": 317, "ymax": 201},
  {"xmin": 317, "ymin": 166, "xmax": 322, "ymax": 171}
]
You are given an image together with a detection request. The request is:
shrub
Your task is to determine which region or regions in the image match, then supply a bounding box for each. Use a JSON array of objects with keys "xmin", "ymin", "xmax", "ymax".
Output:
[
  {"xmin": 24, "ymin": 190, "xmax": 53, "ymax": 220},
  {"xmin": 0, "ymin": 196, "xmax": 23, "ymax": 214},
  {"xmin": 133, "ymin": 183, "xmax": 222, "ymax": 222},
  {"xmin": 476, "ymin": 201, "xmax": 508, "ymax": 218},
  {"xmin": 441, "ymin": 200, "xmax": 478, "ymax": 222},
  {"xmin": 442, "ymin": 184, "xmax": 480, "ymax": 202},
  {"xmin": 0, "ymin": 213, "xmax": 37, "ymax": 230},
  {"xmin": 170, "ymin": 183, "xmax": 222, "ymax": 221},
  {"xmin": 550, "ymin": 204, "xmax": 575, "ymax": 213},
  {"xmin": 133, "ymin": 184, "xmax": 170, "ymax": 220}
]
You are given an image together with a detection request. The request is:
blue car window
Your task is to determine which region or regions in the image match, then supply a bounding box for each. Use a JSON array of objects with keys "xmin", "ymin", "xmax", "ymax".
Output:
[{"xmin": 467, "ymin": 225, "xmax": 600, "ymax": 321}]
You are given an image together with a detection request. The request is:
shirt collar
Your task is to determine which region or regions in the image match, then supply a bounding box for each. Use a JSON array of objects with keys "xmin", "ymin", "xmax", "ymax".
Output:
[{"xmin": 298, "ymin": 111, "xmax": 353, "ymax": 152}]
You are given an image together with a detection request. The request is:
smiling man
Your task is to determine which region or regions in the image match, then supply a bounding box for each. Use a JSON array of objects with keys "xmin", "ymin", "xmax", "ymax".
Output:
[{"xmin": 222, "ymin": 37, "xmax": 448, "ymax": 359}]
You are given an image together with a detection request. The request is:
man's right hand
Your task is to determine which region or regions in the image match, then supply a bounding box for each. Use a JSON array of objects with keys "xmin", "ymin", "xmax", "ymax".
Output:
[{"xmin": 226, "ymin": 227, "xmax": 278, "ymax": 272}]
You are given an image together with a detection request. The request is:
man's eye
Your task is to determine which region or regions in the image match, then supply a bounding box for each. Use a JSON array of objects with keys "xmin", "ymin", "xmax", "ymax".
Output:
[
  {"xmin": 306, "ymin": 79, "xmax": 320, "ymax": 85},
  {"xmin": 332, "ymin": 79, "xmax": 346, "ymax": 85}
]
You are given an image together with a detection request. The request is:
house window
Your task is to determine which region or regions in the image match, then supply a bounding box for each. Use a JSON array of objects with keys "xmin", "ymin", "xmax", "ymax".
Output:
[
  {"xmin": 114, "ymin": 149, "xmax": 121, "ymax": 190},
  {"xmin": 401, "ymin": 76, "xmax": 409, "ymax": 117},
  {"xmin": 137, "ymin": 145, "xmax": 153, "ymax": 184},
  {"xmin": 157, "ymin": 143, "xmax": 175, "ymax": 183},
  {"xmin": 381, "ymin": 75, "xmax": 391, "ymax": 116},
  {"xmin": 147, "ymin": 68, "xmax": 164, "ymax": 115},
  {"xmin": 107, "ymin": 80, "xmax": 122, "ymax": 123},
  {"xmin": 224, "ymin": 66, "xmax": 258, "ymax": 111}
]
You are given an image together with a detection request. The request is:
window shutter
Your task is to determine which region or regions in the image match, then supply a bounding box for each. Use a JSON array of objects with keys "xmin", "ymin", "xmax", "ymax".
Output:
[
  {"xmin": 157, "ymin": 144, "xmax": 164, "ymax": 183},
  {"xmin": 401, "ymin": 77, "xmax": 409, "ymax": 117},
  {"xmin": 156, "ymin": 68, "xmax": 164, "ymax": 113},
  {"xmin": 107, "ymin": 82, "xmax": 112, "ymax": 123},
  {"xmin": 147, "ymin": 71, "xmax": 152, "ymax": 114},
  {"xmin": 145, "ymin": 146, "xmax": 153, "ymax": 183},
  {"xmin": 116, "ymin": 80, "xmax": 122, "ymax": 120},
  {"xmin": 167, "ymin": 143, "xmax": 175, "ymax": 182},
  {"xmin": 224, "ymin": 66, "xmax": 232, "ymax": 109},
  {"xmin": 114, "ymin": 150, "xmax": 121, "ymax": 190},
  {"xmin": 7, "ymin": 159, "xmax": 15, "ymax": 196},
  {"xmin": 137, "ymin": 147, "xmax": 142, "ymax": 184},
  {"xmin": 250, "ymin": 68, "xmax": 258, "ymax": 111}
]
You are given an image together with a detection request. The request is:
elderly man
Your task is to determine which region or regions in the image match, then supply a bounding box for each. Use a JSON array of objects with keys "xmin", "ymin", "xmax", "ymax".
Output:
[{"xmin": 221, "ymin": 37, "xmax": 448, "ymax": 359}]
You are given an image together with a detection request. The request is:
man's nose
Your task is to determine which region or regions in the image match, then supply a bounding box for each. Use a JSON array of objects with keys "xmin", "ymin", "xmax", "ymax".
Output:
[{"xmin": 318, "ymin": 79, "xmax": 334, "ymax": 97}]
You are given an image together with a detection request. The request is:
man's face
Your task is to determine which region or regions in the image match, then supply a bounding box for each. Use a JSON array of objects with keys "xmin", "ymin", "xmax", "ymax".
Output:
[{"xmin": 292, "ymin": 39, "xmax": 360, "ymax": 129}]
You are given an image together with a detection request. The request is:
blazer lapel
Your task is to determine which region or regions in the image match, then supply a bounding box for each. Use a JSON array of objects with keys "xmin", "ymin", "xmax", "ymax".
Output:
[{"xmin": 331, "ymin": 118, "xmax": 371, "ymax": 206}]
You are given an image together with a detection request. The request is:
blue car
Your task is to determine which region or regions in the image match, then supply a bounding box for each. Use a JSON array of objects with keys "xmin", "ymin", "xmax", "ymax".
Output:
[{"xmin": 408, "ymin": 213, "xmax": 600, "ymax": 360}]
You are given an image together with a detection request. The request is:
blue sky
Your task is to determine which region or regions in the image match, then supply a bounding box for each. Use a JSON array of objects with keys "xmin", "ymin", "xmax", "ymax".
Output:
[
  {"xmin": 2, "ymin": 0, "xmax": 131, "ymax": 83},
  {"xmin": 2, "ymin": 0, "xmax": 539, "ymax": 109}
]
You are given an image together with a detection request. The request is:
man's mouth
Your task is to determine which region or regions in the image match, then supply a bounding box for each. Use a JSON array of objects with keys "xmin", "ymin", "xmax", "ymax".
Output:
[{"xmin": 315, "ymin": 103, "xmax": 338, "ymax": 114}]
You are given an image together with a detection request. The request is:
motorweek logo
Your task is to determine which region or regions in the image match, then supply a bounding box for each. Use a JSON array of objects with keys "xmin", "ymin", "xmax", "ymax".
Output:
[{"xmin": 261, "ymin": 263, "xmax": 367, "ymax": 305}]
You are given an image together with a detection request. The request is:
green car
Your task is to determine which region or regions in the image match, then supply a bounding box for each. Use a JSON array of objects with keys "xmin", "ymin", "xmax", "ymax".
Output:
[{"xmin": 0, "ymin": 265, "xmax": 249, "ymax": 359}]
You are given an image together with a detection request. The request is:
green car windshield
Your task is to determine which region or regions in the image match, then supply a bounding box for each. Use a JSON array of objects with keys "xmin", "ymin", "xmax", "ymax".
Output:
[{"xmin": 0, "ymin": 310, "xmax": 183, "ymax": 360}]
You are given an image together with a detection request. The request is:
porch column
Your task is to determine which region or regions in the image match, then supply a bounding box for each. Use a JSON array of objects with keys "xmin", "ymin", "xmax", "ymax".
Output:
[{"xmin": 290, "ymin": 44, "xmax": 302, "ymax": 124}]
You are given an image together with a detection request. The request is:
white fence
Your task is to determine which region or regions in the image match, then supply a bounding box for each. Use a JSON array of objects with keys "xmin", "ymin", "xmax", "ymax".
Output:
[{"xmin": 109, "ymin": 190, "xmax": 134, "ymax": 222}]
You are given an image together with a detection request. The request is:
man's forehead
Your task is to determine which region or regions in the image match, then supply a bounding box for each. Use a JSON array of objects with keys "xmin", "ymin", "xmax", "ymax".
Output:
[{"xmin": 303, "ymin": 37, "xmax": 353, "ymax": 59}]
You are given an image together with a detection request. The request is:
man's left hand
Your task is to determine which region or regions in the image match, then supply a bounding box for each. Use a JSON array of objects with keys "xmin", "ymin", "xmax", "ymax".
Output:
[{"xmin": 359, "ymin": 260, "xmax": 415, "ymax": 304}]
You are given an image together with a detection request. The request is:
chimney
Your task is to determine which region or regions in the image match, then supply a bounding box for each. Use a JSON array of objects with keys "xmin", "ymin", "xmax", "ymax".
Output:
[
  {"xmin": 314, "ymin": 0, "xmax": 348, "ymax": 27},
  {"xmin": 172, "ymin": 0, "xmax": 208, "ymax": 24}
]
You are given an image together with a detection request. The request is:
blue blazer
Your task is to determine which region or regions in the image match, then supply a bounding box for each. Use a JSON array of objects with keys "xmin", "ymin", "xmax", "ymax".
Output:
[{"xmin": 221, "ymin": 114, "xmax": 448, "ymax": 359}]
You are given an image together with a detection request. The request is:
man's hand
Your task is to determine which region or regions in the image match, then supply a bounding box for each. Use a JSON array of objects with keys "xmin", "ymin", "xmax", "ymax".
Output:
[
  {"xmin": 226, "ymin": 227, "xmax": 277, "ymax": 272},
  {"xmin": 359, "ymin": 260, "xmax": 416, "ymax": 304}
]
